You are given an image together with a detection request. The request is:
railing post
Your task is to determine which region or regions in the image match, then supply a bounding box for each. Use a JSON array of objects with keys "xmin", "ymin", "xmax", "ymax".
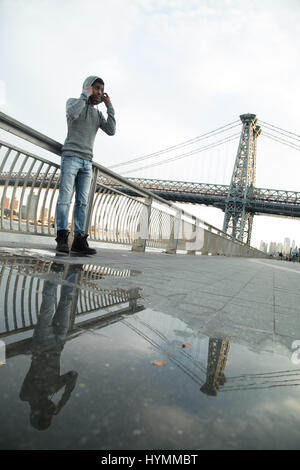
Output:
[
  {"xmin": 187, "ymin": 216, "xmax": 197, "ymax": 255},
  {"xmin": 165, "ymin": 209, "xmax": 181, "ymax": 254},
  {"xmin": 131, "ymin": 197, "xmax": 152, "ymax": 252}
]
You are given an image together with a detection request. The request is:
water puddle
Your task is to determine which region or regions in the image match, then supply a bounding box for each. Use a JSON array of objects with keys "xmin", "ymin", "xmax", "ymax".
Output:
[{"xmin": 2, "ymin": 249, "xmax": 300, "ymax": 449}]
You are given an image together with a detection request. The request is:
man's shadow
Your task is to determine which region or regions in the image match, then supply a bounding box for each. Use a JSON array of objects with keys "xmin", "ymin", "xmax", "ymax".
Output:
[{"xmin": 19, "ymin": 262, "xmax": 81, "ymax": 430}]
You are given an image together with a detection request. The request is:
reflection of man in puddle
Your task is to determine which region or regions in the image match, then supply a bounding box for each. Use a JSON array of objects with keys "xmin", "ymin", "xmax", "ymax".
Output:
[{"xmin": 20, "ymin": 263, "xmax": 81, "ymax": 430}]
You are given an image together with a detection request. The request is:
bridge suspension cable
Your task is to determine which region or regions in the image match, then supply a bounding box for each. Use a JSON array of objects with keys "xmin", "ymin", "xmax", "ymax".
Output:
[
  {"xmin": 261, "ymin": 132, "xmax": 300, "ymax": 152},
  {"xmin": 109, "ymin": 116, "xmax": 300, "ymax": 177},
  {"xmin": 109, "ymin": 120, "xmax": 241, "ymax": 170},
  {"xmin": 258, "ymin": 119, "xmax": 300, "ymax": 151},
  {"xmin": 220, "ymin": 368, "xmax": 300, "ymax": 392},
  {"xmin": 119, "ymin": 133, "xmax": 240, "ymax": 175},
  {"xmin": 258, "ymin": 120, "xmax": 300, "ymax": 141}
]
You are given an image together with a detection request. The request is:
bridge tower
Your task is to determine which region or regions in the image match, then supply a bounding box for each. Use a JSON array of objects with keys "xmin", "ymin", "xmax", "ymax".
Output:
[
  {"xmin": 223, "ymin": 113, "xmax": 261, "ymax": 244},
  {"xmin": 200, "ymin": 337, "xmax": 231, "ymax": 396}
]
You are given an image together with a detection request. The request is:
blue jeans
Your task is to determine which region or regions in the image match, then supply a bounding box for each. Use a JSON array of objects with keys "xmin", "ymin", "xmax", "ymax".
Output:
[
  {"xmin": 33, "ymin": 267, "xmax": 80, "ymax": 348},
  {"xmin": 56, "ymin": 156, "xmax": 92, "ymax": 234}
]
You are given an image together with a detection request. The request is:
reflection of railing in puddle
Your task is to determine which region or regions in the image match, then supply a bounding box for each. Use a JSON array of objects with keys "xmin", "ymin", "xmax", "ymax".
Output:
[
  {"xmin": 0, "ymin": 255, "xmax": 143, "ymax": 430},
  {"xmin": 0, "ymin": 255, "xmax": 143, "ymax": 340}
]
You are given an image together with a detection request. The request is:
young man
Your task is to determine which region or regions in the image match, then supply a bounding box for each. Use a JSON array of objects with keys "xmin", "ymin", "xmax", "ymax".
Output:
[{"xmin": 55, "ymin": 75, "xmax": 116, "ymax": 254}]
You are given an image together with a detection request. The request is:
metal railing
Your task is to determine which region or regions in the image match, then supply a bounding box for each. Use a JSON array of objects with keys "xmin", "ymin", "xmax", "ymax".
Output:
[
  {"xmin": 0, "ymin": 111, "xmax": 266, "ymax": 257},
  {"xmin": 0, "ymin": 253, "xmax": 142, "ymax": 339}
]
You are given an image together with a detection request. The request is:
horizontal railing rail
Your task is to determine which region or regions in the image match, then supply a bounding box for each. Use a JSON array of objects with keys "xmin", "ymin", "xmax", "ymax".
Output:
[{"xmin": 0, "ymin": 111, "xmax": 266, "ymax": 257}]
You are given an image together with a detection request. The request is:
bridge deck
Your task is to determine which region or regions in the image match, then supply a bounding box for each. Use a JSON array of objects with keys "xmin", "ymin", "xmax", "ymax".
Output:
[{"xmin": 1, "ymin": 236, "xmax": 300, "ymax": 449}]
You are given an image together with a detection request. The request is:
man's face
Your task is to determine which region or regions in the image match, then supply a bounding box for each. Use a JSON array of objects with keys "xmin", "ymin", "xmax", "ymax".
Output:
[{"xmin": 90, "ymin": 82, "xmax": 104, "ymax": 104}]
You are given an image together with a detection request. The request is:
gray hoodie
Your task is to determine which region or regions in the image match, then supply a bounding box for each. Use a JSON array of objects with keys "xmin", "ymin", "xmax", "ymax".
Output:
[{"xmin": 61, "ymin": 75, "xmax": 116, "ymax": 161}]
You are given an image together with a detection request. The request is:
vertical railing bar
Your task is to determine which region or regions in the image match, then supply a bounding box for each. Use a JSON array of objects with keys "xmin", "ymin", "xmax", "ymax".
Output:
[
  {"xmin": 124, "ymin": 200, "xmax": 134, "ymax": 244},
  {"xmin": 9, "ymin": 154, "xmax": 29, "ymax": 230},
  {"xmin": 110, "ymin": 192, "xmax": 122, "ymax": 243},
  {"xmin": 44, "ymin": 168, "xmax": 59, "ymax": 235},
  {"xmin": 28, "ymin": 276, "xmax": 35, "ymax": 327},
  {"xmin": 105, "ymin": 192, "xmax": 116, "ymax": 242},
  {"xmin": 91, "ymin": 189, "xmax": 103, "ymax": 241},
  {"xmin": 34, "ymin": 164, "xmax": 51, "ymax": 234},
  {"xmin": 115, "ymin": 194, "xmax": 128, "ymax": 243},
  {"xmin": 87, "ymin": 286, "xmax": 93, "ymax": 312},
  {"xmin": 94, "ymin": 187, "xmax": 110, "ymax": 242},
  {"xmin": 0, "ymin": 263, "xmax": 7, "ymax": 333},
  {"xmin": 111, "ymin": 195, "xmax": 120, "ymax": 243},
  {"xmin": 1, "ymin": 150, "xmax": 20, "ymax": 231},
  {"xmin": 82, "ymin": 287, "xmax": 88, "ymax": 313},
  {"xmin": 47, "ymin": 170, "xmax": 60, "ymax": 235},
  {"xmin": 35, "ymin": 277, "xmax": 41, "ymax": 323},
  {"xmin": 116, "ymin": 195, "xmax": 128, "ymax": 244},
  {"xmin": 103, "ymin": 193, "xmax": 114, "ymax": 242},
  {"xmin": 78, "ymin": 287, "xmax": 84, "ymax": 314},
  {"xmin": 103, "ymin": 191, "xmax": 114, "ymax": 242},
  {"xmin": 21, "ymin": 275, "xmax": 27, "ymax": 327},
  {"xmin": 4, "ymin": 266, "xmax": 12, "ymax": 332},
  {"xmin": 12, "ymin": 271, "xmax": 20, "ymax": 330},
  {"xmin": 119, "ymin": 196, "xmax": 134, "ymax": 244},
  {"xmin": 18, "ymin": 158, "xmax": 36, "ymax": 232},
  {"xmin": 0, "ymin": 147, "xmax": 11, "ymax": 173},
  {"xmin": 26, "ymin": 160, "xmax": 43, "ymax": 233},
  {"xmin": 96, "ymin": 189, "xmax": 110, "ymax": 241},
  {"xmin": 128, "ymin": 199, "xmax": 140, "ymax": 244}
]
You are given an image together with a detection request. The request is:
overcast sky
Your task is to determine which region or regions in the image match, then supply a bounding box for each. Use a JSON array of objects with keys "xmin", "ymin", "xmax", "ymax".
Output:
[{"xmin": 1, "ymin": 0, "xmax": 300, "ymax": 249}]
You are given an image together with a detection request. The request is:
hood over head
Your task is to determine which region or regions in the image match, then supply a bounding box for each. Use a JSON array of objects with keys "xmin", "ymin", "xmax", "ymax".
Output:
[
  {"xmin": 82, "ymin": 75, "xmax": 105, "ymax": 117},
  {"xmin": 82, "ymin": 75, "xmax": 104, "ymax": 90}
]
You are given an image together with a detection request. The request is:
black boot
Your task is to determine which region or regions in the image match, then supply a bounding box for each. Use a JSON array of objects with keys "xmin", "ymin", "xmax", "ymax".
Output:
[
  {"xmin": 71, "ymin": 233, "xmax": 97, "ymax": 255},
  {"xmin": 55, "ymin": 230, "xmax": 69, "ymax": 254}
]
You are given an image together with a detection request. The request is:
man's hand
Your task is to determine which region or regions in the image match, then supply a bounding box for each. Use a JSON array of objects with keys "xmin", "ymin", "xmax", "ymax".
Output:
[
  {"xmin": 102, "ymin": 93, "xmax": 111, "ymax": 106},
  {"xmin": 84, "ymin": 86, "xmax": 93, "ymax": 96}
]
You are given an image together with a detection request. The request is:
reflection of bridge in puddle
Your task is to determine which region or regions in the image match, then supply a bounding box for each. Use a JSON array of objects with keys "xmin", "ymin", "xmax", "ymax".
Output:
[{"xmin": 123, "ymin": 312, "xmax": 300, "ymax": 395}]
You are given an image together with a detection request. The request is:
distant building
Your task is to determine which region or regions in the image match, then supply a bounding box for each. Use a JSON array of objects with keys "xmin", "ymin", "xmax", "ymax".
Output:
[
  {"xmin": 284, "ymin": 237, "xmax": 291, "ymax": 255},
  {"xmin": 259, "ymin": 240, "xmax": 268, "ymax": 253}
]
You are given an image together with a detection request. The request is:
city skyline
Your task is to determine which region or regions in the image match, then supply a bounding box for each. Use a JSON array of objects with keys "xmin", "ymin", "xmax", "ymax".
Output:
[{"xmin": 259, "ymin": 236, "xmax": 299, "ymax": 255}]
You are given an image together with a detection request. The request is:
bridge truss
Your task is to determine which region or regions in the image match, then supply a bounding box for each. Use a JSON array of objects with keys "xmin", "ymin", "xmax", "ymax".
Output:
[{"xmin": 107, "ymin": 177, "xmax": 300, "ymax": 219}]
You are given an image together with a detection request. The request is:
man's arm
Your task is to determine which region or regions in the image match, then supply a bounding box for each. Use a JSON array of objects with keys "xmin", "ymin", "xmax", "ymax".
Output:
[{"xmin": 98, "ymin": 93, "xmax": 116, "ymax": 136}]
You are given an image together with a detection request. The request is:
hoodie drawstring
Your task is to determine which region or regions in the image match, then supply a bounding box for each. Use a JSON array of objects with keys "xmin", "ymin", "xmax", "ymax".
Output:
[{"xmin": 85, "ymin": 99, "xmax": 89, "ymax": 119}]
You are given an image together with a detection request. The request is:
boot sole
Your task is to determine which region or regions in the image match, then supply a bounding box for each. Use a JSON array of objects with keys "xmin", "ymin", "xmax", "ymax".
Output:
[
  {"xmin": 70, "ymin": 249, "xmax": 97, "ymax": 255},
  {"xmin": 56, "ymin": 248, "xmax": 69, "ymax": 255}
]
